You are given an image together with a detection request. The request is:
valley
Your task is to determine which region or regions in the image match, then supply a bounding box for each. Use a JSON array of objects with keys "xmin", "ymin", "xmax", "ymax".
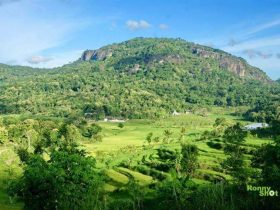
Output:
[
  {"xmin": 0, "ymin": 38, "xmax": 279, "ymax": 209},
  {"xmin": 0, "ymin": 107, "xmax": 276, "ymax": 209}
]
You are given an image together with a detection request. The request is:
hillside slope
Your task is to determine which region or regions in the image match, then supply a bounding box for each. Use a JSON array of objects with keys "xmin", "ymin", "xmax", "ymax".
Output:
[
  {"xmin": 0, "ymin": 38, "xmax": 277, "ymax": 119},
  {"xmin": 81, "ymin": 38, "xmax": 270, "ymax": 82}
]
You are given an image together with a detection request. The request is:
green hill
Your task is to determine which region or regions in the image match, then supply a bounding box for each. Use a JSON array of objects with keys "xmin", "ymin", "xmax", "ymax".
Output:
[{"xmin": 0, "ymin": 38, "xmax": 278, "ymax": 119}]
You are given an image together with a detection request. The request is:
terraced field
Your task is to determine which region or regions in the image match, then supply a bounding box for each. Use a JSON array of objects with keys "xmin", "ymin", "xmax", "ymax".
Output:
[{"xmin": 0, "ymin": 107, "xmax": 272, "ymax": 209}]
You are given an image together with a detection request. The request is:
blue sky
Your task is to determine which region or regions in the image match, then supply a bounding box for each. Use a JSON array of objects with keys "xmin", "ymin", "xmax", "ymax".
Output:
[{"xmin": 0, "ymin": 0, "xmax": 280, "ymax": 79}]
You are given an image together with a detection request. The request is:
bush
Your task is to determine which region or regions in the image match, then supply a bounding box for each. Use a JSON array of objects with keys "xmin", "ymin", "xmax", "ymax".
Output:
[
  {"xmin": 207, "ymin": 141, "xmax": 223, "ymax": 150},
  {"xmin": 10, "ymin": 145, "xmax": 103, "ymax": 210},
  {"xmin": 118, "ymin": 123, "xmax": 124, "ymax": 128}
]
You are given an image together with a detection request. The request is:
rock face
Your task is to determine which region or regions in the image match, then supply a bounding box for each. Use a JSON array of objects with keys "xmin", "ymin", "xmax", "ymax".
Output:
[
  {"xmin": 81, "ymin": 49, "xmax": 113, "ymax": 61},
  {"xmin": 219, "ymin": 58, "xmax": 245, "ymax": 77},
  {"xmin": 192, "ymin": 48, "xmax": 246, "ymax": 77},
  {"xmin": 80, "ymin": 38, "xmax": 271, "ymax": 82}
]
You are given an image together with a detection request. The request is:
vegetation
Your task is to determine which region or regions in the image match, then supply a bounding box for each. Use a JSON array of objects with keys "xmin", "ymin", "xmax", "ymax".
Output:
[
  {"xmin": 0, "ymin": 38, "xmax": 280, "ymax": 209},
  {"xmin": 222, "ymin": 123, "xmax": 249, "ymax": 184},
  {"xmin": 10, "ymin": 144, "xmax": 103, "ymax": 210},
  {"xmin": 0, "ymin": 38, "xmax": 279, "ymax": 120}
]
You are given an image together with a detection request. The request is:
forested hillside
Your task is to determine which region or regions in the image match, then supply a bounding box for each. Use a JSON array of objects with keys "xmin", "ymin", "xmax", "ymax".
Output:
[{"xmin": 0, "ymin": 38, "xmax": 278, "ymax": 119}]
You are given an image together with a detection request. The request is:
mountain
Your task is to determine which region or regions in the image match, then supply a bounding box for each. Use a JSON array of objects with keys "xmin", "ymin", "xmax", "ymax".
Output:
[
  {"xmin": 0, "ymin": 38, "xmax": 278, "ymax": 119},
  {"xmin": 80, "ymin": 38, "xmax": 270, "ymax": 82}
]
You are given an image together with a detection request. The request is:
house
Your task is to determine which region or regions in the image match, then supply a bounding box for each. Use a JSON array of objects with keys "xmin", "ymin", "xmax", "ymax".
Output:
[
  {"xmin": 84, "ymin": 112, "xmax": 93, "ymax": 118},
  {"xmin": 172, "ymin": 110, "xmax": 192, "ymax": 116},
  {"xmin": 104, "ymin": 117, "xmax": 126, "ymax": 123},
  {"xmin": 244, "ymin": 123, "xmax": 269, "ymax": 131},
  {"xmin": 172, "ymin": 110, "xmax": 180, "ymax": 116},
  {"xmin": 185, "ymin": 110, "xmax": 191, "ymax": 114}
]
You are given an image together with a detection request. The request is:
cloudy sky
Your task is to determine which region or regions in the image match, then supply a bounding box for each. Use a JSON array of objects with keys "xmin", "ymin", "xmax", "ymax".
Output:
[{"xmin": 0, "ymin": 0, "xmax": 280, "ymax": 79}]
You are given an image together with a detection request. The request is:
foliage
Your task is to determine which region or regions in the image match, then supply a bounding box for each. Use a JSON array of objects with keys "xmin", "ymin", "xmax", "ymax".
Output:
[
  {"xmin": 153, "ymin": 174, "xmax": 197, "ymax": 210},
  {"xmin": 181, "ymin": 144, "xmax": 199, "ymax": 178},
  {"xmin": 222, "ymin": 123, "xmax": 249, "ymax": 184},
  {"xmin": 145, "ymin": 132, "xmax": 153, "ymax": 144},
  {"xmin": 244, "ymin": 96, "xmax": 280, "ymax": 123},
  {"xmin": 0, "ymin": 35, "xmax": 279, "ymax": 209},
  {"xmin": 118, "ymin": 123, "xmax": 124, "ymax": 128},
  {"xmin": 252, "ymin": 133, "xmax": 280, "ymax": 190},
  {"xmin": 9, "ymin": 144, "xmax": 103, "ymax": 210},
  {"xmin": 82, "ymin": 123, "xmax": 102, "ymax": 138},
  {"xmin": 0, "ymin": 38, "xmax": 278, "ymax": 119}
]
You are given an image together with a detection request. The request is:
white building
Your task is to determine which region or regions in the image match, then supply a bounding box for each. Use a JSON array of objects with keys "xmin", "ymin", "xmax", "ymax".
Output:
[
  {"xmin": 104, "ymin": 117, "xmax": 126, "ymax": 123},
  {"xmin": 172, "ymin": 110, "xmax": 180, "ymax": 116},
  {"xmin": 244, "ymin": 123, "xmax": 269, "ymax": 130}
]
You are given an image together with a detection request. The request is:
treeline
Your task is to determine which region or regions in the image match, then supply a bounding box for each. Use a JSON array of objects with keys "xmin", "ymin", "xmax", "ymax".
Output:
[
  {"xmin": 244, "ymin": 96, "xmax": 280, "ymax": 123},
  {"xmin": 0, "ymin": 116, "xmax": 103, "ymax": 147}
]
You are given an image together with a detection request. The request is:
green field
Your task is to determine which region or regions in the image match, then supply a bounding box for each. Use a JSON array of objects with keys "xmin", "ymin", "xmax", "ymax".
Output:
[{"xmin": 0, "ymin": 108, "xmax": 272, "ymax": 209}]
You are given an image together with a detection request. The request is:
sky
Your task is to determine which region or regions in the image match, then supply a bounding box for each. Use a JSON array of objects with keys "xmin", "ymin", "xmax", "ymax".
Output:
[{"xmin": 0, "ymin": 0, "xmax": 280, "ymax": 79}]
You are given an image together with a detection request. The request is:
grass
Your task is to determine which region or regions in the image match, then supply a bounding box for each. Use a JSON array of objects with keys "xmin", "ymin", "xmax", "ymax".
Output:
[
  {"xmin": 0, "ymin": 107, "xmax": 273, "ymax": 209},
  {"xmin": 105, "ymin": 169, "xmax": 130, "ymax": 185},
  {"xmin": 116, "ymin": 167, "xmax": 154, "ymax": 186},
  {"xmin": 0, "ymin": 147, "xmax": 23, "ymax": 210}
]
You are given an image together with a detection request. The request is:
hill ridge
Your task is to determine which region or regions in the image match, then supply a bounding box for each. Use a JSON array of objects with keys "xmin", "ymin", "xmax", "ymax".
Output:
[{"xmin": 80, "ymin": 37, "xmax": 271, "ymax": 82}]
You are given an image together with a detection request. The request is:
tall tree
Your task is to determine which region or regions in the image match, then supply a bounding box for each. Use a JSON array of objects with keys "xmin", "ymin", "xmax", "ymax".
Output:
[
  {"xmin": 222, "ymin": 123, "xmax": 248, "ymax": 184},
  {"xmin": 181, "ymin": 144, "xmax": 199, "ymax": 178}
]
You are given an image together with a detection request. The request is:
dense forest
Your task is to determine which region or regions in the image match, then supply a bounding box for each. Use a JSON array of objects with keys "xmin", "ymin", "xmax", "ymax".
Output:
[
  {"xmin": 0, "ymin": 38, "xmax": 279, "ymax": 119},
  {"xmin": 0, "ymin": 38, "xmax": 280, "ymax": 210}
]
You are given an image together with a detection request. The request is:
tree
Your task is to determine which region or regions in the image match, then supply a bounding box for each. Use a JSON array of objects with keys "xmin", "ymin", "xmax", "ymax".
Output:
[
  {"xmin": 24, "ymin": 129, "xmax": 39, "ymax": 150},
  {"xmin": 126, "ymin": 180, "xmax": 147, "ymax": 210},
  {"xmin": 181, "ymin": 144, "xmax": 198, "ymax": 178},
  {"xmin": 213, "ymin": 118, "xmax": 228, "ymax": 137},
  {"xmin": 252, "ymin": 130, "xmax": 280, "ymax": 190},
  {"xmin": 163, "ymin": 130, "xmax": 173, "ymax": 144},
  {"xmin": 214, "ymin": 118, "xmax": 227, "ymax": 127},
  {"xmin": 155, "ymin": 171, "xmax": 197, "ymax": 210},
  {"xmin": 178, "ymin": 127, "xmax": 186, "ymax": 142},
  {"xmin": 222, "ymin": 123, "xmax": 249, "ymax": 184},
  {"xmin": 145, "ymin": 132, "xmax": 153, "ymax": 144},
  {"xmin": 82, "ymin": 124, "xmax": 102, "ymax": 138},
  {"xmin": 7, "ymin": 124, "xmax": 24, "ymax": 142},
  {"xmin": 118, "ymin": 123, "xmax": 124, "ymax": 128},
  {"xmin": 0, "ymin": 126, "xmax": 8, "ymax": 144},
  {"xmin": 58, "ymin": 123, "xmax": 81, "ymax": 145},
  {"xmin": 153, "ymin": 136, "xmax": 160, "ymax": 143},
  {"xmin": 10, "ymin": 144, "xmax": 103, "ymax": 210}
]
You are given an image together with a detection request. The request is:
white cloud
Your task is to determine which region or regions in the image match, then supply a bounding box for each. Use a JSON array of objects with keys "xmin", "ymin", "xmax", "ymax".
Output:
[
  {"xmin": 126, "ymin": 20, "xmax": 151, "ymax": 30},
  {"xmin": 222, "ymin": 36, "xmax": 280, "ymax": 53},
  {"xmin": 198, "ymin": 18, "xmax": 280, "ymax": 79},
  {"xmin": 245, "ymin": 56, "xmax": 280, "ymax": 79},
  {"xmin": 159, "ymin": 24, "xmax": 168, "ymax": 30},
  {"xmin": 27, "ymin": 55, "xmax": 52, "ymax": 64},
  {"xmin": 246, "ymin": 19, "xmax": 280, "ymax": 36},
  {"xmin": 242, "ymin": 49, "xmax": 273, "ymax": 59},
  {"xmin": 0, "ymin": 1, "xmax": 89, "ymax": 67},
  {"xmin": 23, "ymin": 50, "xmax": 83, "ymax": 68}
]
